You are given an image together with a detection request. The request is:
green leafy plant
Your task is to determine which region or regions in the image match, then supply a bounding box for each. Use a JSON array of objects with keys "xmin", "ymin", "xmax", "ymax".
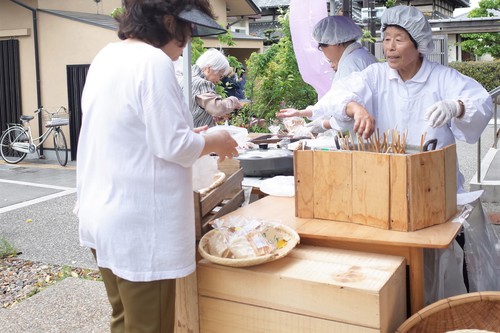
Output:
[
  {"xmin": 110, "ymin": 7, "xmax": 124, "ymax": 18},
  {"xmin": 459, "ymin": 0, "xmax": 500, "ymax": 59},
  {"xmin": 385, "ymin": 0, "xmax": 396, "ymax": 8},
  {"xmin": 449, "ymin": 61, "xmax": 500, "ymax": 92},
  {"xmin": 361, "ymin": 29, "xmax": 377, "ymax": 44},
  {"xmin": 240, "ymin": 9, "xmax": 317, "ymax": 129}
]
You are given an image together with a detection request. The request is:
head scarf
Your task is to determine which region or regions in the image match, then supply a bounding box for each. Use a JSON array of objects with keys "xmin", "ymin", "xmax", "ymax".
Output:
[
  {"xmin": 313, "ymin": 16, "xmax": 362, "ymax": 45},
  {"xmin": 381, "ymin": 6, "xmax": 434, "ymax": 54}
]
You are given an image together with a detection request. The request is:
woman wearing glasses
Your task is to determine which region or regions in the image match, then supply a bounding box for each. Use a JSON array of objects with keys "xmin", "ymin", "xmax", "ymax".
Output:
[{"xmin": 279, "ymin": 15, "xmax": 377, "ymax": 133}]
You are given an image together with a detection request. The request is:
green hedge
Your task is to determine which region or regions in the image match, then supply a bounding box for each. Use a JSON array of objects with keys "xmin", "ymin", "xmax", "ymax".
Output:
[{"xmin": 449, "ymin": 61, "xmax": 500, "ymax": 92}]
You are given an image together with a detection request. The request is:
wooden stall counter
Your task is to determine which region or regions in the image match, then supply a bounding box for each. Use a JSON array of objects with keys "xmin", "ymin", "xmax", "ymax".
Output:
[{"xmin": 222, "ymin": 196, "xmax": 462, "ymax": 315}]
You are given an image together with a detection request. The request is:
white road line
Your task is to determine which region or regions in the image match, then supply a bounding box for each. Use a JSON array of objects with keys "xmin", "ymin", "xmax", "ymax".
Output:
[
  {"xmin": 0, "ymin": 179, "xmax": 74, "ymax": 191},
  {"xmin": 0, "ymin": 188, "xmax": 77, "ymax": 214}
]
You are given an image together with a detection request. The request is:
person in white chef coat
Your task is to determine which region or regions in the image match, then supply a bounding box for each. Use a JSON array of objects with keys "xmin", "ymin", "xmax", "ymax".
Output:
[
  {"xmin": 279, "ymin": 15, "xmax": 377, "ymax": 133},
  {"xmin": 76, "ymin": 1, "xmax": 238, "ymax": 332},
  {"xmin": 280, "ymin": 5, "xmax": 497, "ymax": 304}
]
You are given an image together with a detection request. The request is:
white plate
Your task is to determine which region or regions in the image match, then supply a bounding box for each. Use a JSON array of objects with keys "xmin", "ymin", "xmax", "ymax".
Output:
[{"xmin": 259, "ymin": 176, "xmax": 295, "ymax": 197}]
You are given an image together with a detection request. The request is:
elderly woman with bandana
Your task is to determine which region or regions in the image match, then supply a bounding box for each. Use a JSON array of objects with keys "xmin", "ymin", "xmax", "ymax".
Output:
[{"xmin": 285, "ymin": 6, "xmax": 495, "ymax": 304}]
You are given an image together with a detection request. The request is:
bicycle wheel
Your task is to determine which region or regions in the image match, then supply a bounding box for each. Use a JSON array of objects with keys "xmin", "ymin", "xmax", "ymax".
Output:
[
  {"xmin": 53, "ymin": 127, "xmax": 68, "ymax": 166},
  {"xmin": 0, "ymin": 126, "xmax": 28, "ymax": 164}
]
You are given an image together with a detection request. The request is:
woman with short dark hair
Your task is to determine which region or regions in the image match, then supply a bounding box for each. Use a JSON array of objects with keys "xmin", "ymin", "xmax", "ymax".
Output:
[{"xmin": 76, "ymin": 1, "xmax": 238, "ymax": 332}]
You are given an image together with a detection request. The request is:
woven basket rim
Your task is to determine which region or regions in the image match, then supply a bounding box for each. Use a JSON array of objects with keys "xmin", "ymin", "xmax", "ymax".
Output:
[
  {"xmin": 198, "ymin": 222, "xmax": 300, "ymax": 267},
  {"xmin": 396, "ymin": 291, "xmax": 500, "ymax": 333}
]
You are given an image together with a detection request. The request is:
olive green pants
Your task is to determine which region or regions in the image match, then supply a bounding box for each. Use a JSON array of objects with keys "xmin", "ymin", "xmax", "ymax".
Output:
[{"xmin": 92, "ymin": 249, "xmax": 176, "ymax": 333}]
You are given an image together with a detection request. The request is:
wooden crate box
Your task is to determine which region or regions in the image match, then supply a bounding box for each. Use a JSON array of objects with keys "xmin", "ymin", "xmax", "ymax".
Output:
[
  {"xmin": 194, "ymin": 159, "xmax": 244, "ymax": 240},
  {"xmin": 197, "ymin": 245, "xmax": 407, "ymax": 333},
  {"xmin": 294, "ymin": 145, "xmax": 457, "ymax": 231}
]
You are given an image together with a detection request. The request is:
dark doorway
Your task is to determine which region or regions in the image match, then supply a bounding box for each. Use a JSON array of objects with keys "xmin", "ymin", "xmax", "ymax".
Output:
[
  {"xmin": 0, "ymin": 40, "xmax": 22, "ymax": 133},
  {"xmin": 66, "ymin": 64, "xmax": 89, "ymax": 161}
]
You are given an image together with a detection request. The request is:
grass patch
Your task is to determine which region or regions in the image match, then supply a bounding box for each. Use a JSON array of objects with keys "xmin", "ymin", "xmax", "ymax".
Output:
[{"xmin": 0, "ymin": 238, "xmax": 18, "ymax": 259}]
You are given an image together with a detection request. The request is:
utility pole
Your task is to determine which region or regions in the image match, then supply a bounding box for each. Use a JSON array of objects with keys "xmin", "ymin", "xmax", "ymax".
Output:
[
  {"xmin": 329, "ymin": 0, "xmax": 336, "ymax": 15},
  {"xmin": 363, "ymin": 0, "xmax": 377, "ymax": 55},
  {"xmin": 342, "ymin": 0, "xmax": 351, "ymax": 17}
]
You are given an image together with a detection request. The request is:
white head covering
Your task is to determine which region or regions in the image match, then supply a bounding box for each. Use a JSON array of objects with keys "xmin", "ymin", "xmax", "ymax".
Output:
[
  {"xmin": 381, "ymin": 6, "xmax": 434, "ymax": 54},
  {"xmin": 195, "ymin": 48, "xmax": 231, "ymax": 75},
  {"xmin": 313, "ymin": 16, "xmax": 362, "ymax": 45}
]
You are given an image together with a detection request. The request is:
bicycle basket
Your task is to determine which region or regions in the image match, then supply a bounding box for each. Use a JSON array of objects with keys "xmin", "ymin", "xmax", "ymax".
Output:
[{"xmin": 44, "ymin": 109, "xmax": 69, "ymax": 127}]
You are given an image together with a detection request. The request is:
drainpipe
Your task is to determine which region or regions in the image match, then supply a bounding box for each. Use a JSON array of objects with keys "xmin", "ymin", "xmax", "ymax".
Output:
[{"xmin": 10, "ymin": 0, "xmax": 43, "ymax": 156}]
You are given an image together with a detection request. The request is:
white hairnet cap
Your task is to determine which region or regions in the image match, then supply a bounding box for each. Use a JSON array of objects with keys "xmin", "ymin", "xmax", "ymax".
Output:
[
  {"xmin": 381, "ymin": 6, "xmax": 434, "ymax": 54},
  {"xmin": 313, "ymin": 16, "xmax": 362, "ymax": 45}
]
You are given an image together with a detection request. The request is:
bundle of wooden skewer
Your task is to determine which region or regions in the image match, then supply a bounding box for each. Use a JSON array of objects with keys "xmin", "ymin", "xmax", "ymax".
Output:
[{"xmin": 336, "ymin": 129, "xmax": 428, "ymax": 154}]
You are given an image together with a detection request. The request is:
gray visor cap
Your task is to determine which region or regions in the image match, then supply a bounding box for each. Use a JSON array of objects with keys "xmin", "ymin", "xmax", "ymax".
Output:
[{"xmin": 177, "ymin": 7, "xmax": 226, "ymax": 37}]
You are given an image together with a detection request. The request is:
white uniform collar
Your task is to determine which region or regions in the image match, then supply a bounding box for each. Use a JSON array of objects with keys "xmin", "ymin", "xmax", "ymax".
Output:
[{"xmin": 388, "ymin": 56, "xmax": 431, "ymax": 83}]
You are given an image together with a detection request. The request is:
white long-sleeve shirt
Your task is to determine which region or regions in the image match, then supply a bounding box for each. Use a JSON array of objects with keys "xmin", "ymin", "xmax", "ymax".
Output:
[
  {"xmin": 311, "ymin": 56, "xmax": 493, "ymax": 191},
  {"xmin": 77, "ymin": 40, "xmax": 204, "ymax": 282},
  {"xmin": 332, "ymin": 42, "xmax": 377, "ymax": 83}
]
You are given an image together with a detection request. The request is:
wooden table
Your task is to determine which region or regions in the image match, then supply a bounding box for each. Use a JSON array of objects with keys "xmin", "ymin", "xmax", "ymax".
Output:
[{"xmin": 222, "ymin": 196, "xmax": 462, "ymax": 315}]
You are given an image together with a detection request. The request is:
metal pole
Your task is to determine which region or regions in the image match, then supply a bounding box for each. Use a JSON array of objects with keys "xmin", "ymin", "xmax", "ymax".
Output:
[
  {"xmin": 477, "ymin": 137, "xmax": 481, "ymax": 183},
  {"xmin": 10, "ymin": 0, "xmax": 43, "ymax": 155},
  {"xmin": 342, "ymin": 0, "xmax": 351, "ymax": 17},
  {"xmin": 329, "ymin": 0, "xmax": 336, "ymax": 15},
  {"xmin": 182, "ymin": 44, "xmax": 192, "ymax": 112}
]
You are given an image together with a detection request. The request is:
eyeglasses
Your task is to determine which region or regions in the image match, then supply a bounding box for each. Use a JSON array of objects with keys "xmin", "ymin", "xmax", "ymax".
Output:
[{"xmin": 317, "ymin": 43, "xmax": 328, "ymax": 51}]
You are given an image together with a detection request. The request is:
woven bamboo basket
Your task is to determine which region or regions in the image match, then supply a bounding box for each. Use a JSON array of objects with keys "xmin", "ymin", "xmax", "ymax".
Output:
[
  {"xmin": 396, "ymin": 291, "xmax": 500, "ymax": 333},
  {"xmin": 198, "ymin": 222, "xmax": 300, "ymax": 267}
]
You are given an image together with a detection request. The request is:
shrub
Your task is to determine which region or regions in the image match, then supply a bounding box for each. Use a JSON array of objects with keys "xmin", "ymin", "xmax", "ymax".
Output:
[
  {"xmin": 242, "ymin": 9, "xmax": 318, "ymax": 127},
  {"xmin": 449, "ymin": 61, "xmax": 500, "ymax": 92}
]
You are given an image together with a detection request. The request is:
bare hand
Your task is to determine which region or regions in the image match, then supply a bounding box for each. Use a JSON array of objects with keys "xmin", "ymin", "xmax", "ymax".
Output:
[
  {"xmin": 202, "ymin": 130, "xmax": 238, "ymax": 162},
  {"xmin": 347, "ymin": 102, "xmax": 375, "ymax": 139},
  {"xmin": 193, "ymin": 125, "xmax": 208, "ymax": 134},
  {"xmin": 276, "ymin": 108, "xmax": 301, "ymax": 118}
]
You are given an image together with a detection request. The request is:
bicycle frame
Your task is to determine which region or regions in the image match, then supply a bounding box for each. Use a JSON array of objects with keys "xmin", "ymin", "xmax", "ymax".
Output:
[
  {"xmin": 12, "ymin": 123, "xmax": 55, "ymax": 154},
  {"xmin": 9, "ymin": 107, "xmax": 66, "ymax": 154}
]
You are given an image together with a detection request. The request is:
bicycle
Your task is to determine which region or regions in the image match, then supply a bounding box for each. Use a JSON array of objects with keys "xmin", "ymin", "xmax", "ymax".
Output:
[{"xmin": 0, "ymin": 106, "xmax": 69, "ymax": 166}]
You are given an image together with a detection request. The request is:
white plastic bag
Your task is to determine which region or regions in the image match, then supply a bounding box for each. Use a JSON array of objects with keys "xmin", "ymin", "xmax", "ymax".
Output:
[
  {"xmin": 463, "ymin": 199, "xmax": 500, "ymax": 292},
  {"xmin": 192, "ymin": 155, "xmax": 218, "ymax": 191}
]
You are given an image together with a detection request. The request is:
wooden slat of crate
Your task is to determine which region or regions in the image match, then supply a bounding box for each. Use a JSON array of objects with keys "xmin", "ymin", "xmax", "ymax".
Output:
[
  {"xmin": 407, "ymin": 149, "xmax": 445, "ymax": 231},
  {"xmin": 194, "ymin": 168, "xmax": 244, "ymax": 239},
  {"xmin": 198, "ymin": 189, "xmax": 245, "ymax": 236},
  {"xmin": 444, "ymin": 144, "xmax": 458, "ymax": 220},
  {"xmin": 390, "ymin": 154, "xmax": 409, "ymax": 231},
  {"xmin": 197, "ymin": 169, "xmax": 243, "ymax": 217},
  {"xmin": 314, "ymin": 151, "xmax": 352, "ymax": 221},
  {"xmin": 352, "ymin": 151, "xmax": 390, "ymax": 228},
  {"xmin": 175, "ymin": 271, "xmax": 199, "ymax": 333},
  {"xmin": 295, "ymin": 145, "xmax": 457, "ymax": 231},
  {"xmin": 197, "ymin": 245, "xmax": 406, "ymax": 332},
  {"xmin": 198, "ymin": 297, "xmax": 379, "ymax": 333},
  {"xmin": 294, "ymin": 150, "xmax": 314, "ymax": 218}
]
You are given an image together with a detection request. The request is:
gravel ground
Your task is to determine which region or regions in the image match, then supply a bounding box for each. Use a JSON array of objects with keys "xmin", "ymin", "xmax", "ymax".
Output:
[{"xmin": 0, "ymin": 256, "xmax": 100, "ymax": 308}]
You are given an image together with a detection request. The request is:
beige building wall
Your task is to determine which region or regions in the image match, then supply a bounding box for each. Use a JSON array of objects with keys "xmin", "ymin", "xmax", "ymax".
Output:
[
  {"xmin": 0, "ymin": 0, "xmax": 38, "ymax": 117},
  {"xmin": 39, "ymin": 0, "xmax": 122, "ymax": 15},
  {"xmin": 37, "ymin": 12, "xmax": 119, "ymax": 112},
  {"xmin": 211, "ymin": 0, "xmax": 228, "ymax": 27}
]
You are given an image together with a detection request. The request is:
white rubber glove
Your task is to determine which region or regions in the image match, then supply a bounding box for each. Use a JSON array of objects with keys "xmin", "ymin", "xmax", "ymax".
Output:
[
  {"xmin": 424, "ymin": 100, "xmax": 461, "ymax": 128},
  {"xmin": 305, "ymin": 117, "xmax": 328, "ymax": 134}
]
